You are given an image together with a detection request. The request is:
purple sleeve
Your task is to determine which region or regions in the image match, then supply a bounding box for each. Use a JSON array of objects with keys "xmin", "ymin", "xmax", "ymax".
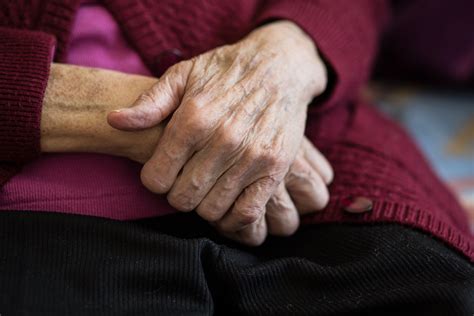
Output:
[
  {"xmin": 377, "ymin": 0, "xmax": 474, "ymax": 84},
  {"xmin": 255, "ymin": 0, "xmax": 390, "ymax": 111},
  {"xmin": 0, "ymin": 27, "xmax": 55, "ymax": 185}
]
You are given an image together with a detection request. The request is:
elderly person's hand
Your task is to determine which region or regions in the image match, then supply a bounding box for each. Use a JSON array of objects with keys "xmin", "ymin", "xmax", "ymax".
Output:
[
  {"xmin": 219, "ymin": 137, "xmax": 333, "ymax": 245},
  {"xmin": 108, "ymin": 21, "xmax": 330, "ymax": 245}
]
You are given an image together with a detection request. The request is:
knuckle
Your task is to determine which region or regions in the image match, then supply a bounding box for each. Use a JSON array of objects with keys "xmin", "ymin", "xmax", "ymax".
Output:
[
  {"xmin": 218, "ymin": 129, "xmax": 244, "ymax": 152},
  {"xmin": 245, "ymin": 147, "xmax": 261, "ymax": 162},
  {"xmin": 167, "ymin": 191, "xmax": 196, "ymax": 212},
  {"xmin": 265, "ymin": 153, "xmax": 288, "ymax": 170},
  {"xmin": 289, "ymin": 163, "xmax": 312, "ymax": 184},
  {"xmin": 140, "ymin": 165, "xmax": 170, "ymax": 194},
  {"xmin": 166, "ymin": 61, "xmax": 186, "ymax": 76},
  {"xmin": 253, "ymin": 149, "xmax": 288, "ymax": 171},
  {"xmin": 163, "ymin": 60, "xmax": 192, "ymax": 82},
  {"xmin": 137, "ymin": 90, "xmax": 158, "ymax": 105},
  {"xmin": 237, "ymin": 206, "xmax": 262, "ymax": 226},
  {"xmin": 167, "ymin": 174, "xmax": 206, "ymax": 212},
  {"xmin": 182, "ymin": 109, "xmax": 212, "ymax": 134},
  {"xmin": 184, "ymin": 98, "xmax": 206, "ymax": 113}
]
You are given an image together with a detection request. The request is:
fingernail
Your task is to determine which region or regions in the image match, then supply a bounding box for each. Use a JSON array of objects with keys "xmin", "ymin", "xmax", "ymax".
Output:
[{"xmin": 111, "ymin": 109, "xmax": 124, "ymax": 113}]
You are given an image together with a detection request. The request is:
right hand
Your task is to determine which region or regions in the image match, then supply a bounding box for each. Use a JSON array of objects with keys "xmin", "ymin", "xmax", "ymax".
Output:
[
  {"xmin": 41, "ymin": 64, "xmax": 333, "ymax": 245},
  {"xmin": 130, "ymin": 133, "xmax": 333, "ymax": 245},
  {"xmin": 218, "ymin": 137, "xmax": 332, "ymax": 245},
  {"xmin": 107, "ymin": 21, "xmax": 328, "ymax": 245}
]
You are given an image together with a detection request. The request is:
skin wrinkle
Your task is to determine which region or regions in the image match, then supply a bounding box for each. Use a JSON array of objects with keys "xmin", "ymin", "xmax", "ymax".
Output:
[
  {"xmin": 302, "ymin": 138, "xmax": 333, "ymax": 184},
  {"xmin": 197, "ymin": 150, "xmax": 270, "ymax": 221},
  {"xmin": 230, "ymin": 175, "xmax": 282, "ymax": 229},
  {"xmin": 286, "ymin": 158, "xmax": 328, "ymax": 212},
  {"xmin": 194, "ymin": 56, "xmax": 244, "ymax": 99},
  {"xmin": 191, "ymin": 47, "xmax": 240, "ymax": 96},
  {"xmin": 106, "ymin": 21, "xmax": 331, "ymax": 245},
  {"xmin": 211, "ymin": 97, "xmax": 306, "ymax": 239},
  {"xmin": 176, "ymin": 68, "xmax": 268, "ymax": 170},
  {"xmin": 197, "ymin": 65, "xmax": 300, "ymax": 230},
  {"xmin": 42, "ymin": 60, "xmax": 332, "ymax": 241},
  {"xmin": 266, "ymin": 184, "xmax": 299, "ymax": 236},
  {"xmin": 131, "ymin": 93, "xmax": 162, "ymax": 126},
  {"xmin": 42, "ymin": 64, "xmax": 162, "ymax": 162},
  {"xmin": 168, "ymin": 129, "xmax": 246, "ymax": 210},
  {"xmin": 253, "ymin": 98, "xmax": 289, "ymax": 153}
]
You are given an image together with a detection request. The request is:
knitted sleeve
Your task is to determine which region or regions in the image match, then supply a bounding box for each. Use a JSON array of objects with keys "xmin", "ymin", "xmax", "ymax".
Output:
[
  {"xmin": 255, "ymin": 0, "xmax": 390, "ymax": 111},
  {"xmin": 0, "ymin": 27, "xmax": 55, "ymax": 185}
]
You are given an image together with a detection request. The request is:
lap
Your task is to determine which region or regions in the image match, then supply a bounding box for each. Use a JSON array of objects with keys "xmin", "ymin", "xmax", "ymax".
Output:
[{"xmin": 0, "ymin": 211, "xmax": 472, "ymax": 315}]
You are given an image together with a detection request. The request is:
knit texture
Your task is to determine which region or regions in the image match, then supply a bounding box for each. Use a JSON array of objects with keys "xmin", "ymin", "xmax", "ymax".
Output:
[
  {"xmin": 0, "ymin": 211, "xmax": 473, "ymax": 315},
  {"xmin": 376, "ymin": 0, "xmax": 474, "ymax": 84},
  {"xmin": 255, "ymin": 0, "xmax": 390, "ymax": 111},
  {"xmin": 0, "ymin": 0, "xmax": 472, "ymax": 261},
  {"xmin": 305, "ymin": 102, "xmax": 474, "ymax": 260},
  {"xmin": 0, "ymin": 28, "xmax": 55, "ymax": 169}
]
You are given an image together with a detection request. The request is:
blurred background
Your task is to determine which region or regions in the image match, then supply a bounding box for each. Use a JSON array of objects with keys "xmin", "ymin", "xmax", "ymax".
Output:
[
  {"xmin": 368, "ymin": 84, "xmax": 474, "ymax": 232},
  {"xmin": 366, "ymin": 0, "xmax": 474, "ymax": 233}
]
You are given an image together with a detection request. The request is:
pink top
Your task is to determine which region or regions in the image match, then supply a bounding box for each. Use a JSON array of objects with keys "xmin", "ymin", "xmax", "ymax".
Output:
[{"xmin": 0, "ymin": 1, "xmax": 176, "ymax": 219}]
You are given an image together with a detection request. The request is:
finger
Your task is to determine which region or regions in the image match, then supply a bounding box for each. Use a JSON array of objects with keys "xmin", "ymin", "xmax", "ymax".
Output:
[
  {"xmin": 139, "ymin": 108, "xmax": 201, "ymax": 194},
  {"xmin": 302, "ymin": 137, "xmax": 334, "ymax": 184},
  {"xmin": 195, "ymin": 160, "xmax": 255, "ymax": 221},
  {"xmin": 166, "ymin": 140, "xmax": 238, "ymax": 212},
  {"xmin": 218, "ymin": 211, "xmax": 268, "ymax": 246},
  {"xmin": 166, "ymin": 103, "xmax": 257, "ymax": 212},
  {"xmin": 140, "ymin": 139, "xmax": 193, "ymax": 194},
  {"xmin": 107, "ymin": 62, "xmax": 191, "ymax": 131},
  {"xmin": 216, "ymin": 176, "xmax": 279, "ymax": 233},
  {"xmin": 285, "ymin": 154, "xmax": 329, "ymax": 214},
  {"xmin": 265, "ymin": 183, "xmax": 299, "ymax": 236},
  {"xmin": 140, "ymin": 82, "xmax": 232, "ymax": 194}
]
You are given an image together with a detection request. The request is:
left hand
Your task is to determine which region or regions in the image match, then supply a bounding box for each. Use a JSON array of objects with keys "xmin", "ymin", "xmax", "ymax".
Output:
[{"xmin": 107, "ymin": 21, "xmax": 327, "ymax": 243}]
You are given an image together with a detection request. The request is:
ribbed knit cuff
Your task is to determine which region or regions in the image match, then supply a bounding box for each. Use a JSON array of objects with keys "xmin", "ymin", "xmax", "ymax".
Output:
[
  {"xmin": 0, "ymin": 28, "xmax": 55, "ymax": 166},
  {"xmin": 255, "ymin": 0, "xmax": 389, "ymax": 112}
]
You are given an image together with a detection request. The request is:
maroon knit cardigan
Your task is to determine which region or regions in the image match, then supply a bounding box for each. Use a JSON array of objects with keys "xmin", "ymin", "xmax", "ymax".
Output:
[{"xmin": 0, "ymin": 0, "xmax": 472, "ymax": 261}]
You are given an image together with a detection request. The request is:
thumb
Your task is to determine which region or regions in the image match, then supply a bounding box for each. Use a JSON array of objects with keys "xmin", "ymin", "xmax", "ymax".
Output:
[{"xmin": 107, "ymin": 62, "xmax": 191, "ymax": 131}]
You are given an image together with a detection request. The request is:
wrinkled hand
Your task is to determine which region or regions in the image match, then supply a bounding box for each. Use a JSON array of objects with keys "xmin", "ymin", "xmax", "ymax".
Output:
[
  {"xmin": 129, "ymin": 132, "xmax": 333, "ymax": 245},
  {"xmin": 108, "ymin": 21, "xmax": 328, "ymax": 245},
  {"xmin": 221, "ymin": 137, "xmax": 333, "ymax": 245}
]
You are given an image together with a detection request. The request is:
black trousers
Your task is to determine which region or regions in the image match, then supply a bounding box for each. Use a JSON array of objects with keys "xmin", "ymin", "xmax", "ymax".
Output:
[{"xmin": 0, "ymin": 211, "xmax": 473, "ymax": 315}]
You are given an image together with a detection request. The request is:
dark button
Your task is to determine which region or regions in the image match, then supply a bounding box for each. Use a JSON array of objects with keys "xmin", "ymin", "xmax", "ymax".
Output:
[
  {"xmin": 341, "ymin": 196, "xmax": 373, "ymax": 214},
  {"xmin": 156, "ymin": 48, "xmax": 184, "ymax": 74}
]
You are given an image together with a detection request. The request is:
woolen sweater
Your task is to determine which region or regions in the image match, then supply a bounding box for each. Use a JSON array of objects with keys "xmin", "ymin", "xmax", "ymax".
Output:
[
  {"xmin": 0, "ymin": 0, "xmax": 473, "ymax": 261},
  {"xmin": 0, "ymin": 0, "xmax": 179, "ymax": 220}
]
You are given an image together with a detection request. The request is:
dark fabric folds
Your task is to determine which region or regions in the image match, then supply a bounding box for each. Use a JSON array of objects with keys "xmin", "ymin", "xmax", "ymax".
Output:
[{"xmin": 0, "ymin": 211, "xmax": 472, "ymax": 315}]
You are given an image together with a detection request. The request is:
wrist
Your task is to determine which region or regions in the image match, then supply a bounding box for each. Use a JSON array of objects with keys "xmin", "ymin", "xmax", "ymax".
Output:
[
  {"xmin": 252, "ymin": 21, "xmax": 328, "ymax": 99},
  {"xmin": 41, "ymin": 64, "xmax": 161, "ymax": 162}
]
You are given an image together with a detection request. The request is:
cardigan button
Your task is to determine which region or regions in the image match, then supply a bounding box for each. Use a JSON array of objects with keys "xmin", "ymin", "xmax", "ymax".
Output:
[
  {"xmin": 341, "ymin": 196, "xmax": 373, "ymax": 214},
  {"xmin": 156, "ymin": 49, "xmax": 183, "ymax": 74}
]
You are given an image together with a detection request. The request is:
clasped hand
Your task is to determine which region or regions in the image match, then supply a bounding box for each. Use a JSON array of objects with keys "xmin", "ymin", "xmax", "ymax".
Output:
[{"xmin": 108, "ymin": 21, "xmax": 332, "ymax": 245}]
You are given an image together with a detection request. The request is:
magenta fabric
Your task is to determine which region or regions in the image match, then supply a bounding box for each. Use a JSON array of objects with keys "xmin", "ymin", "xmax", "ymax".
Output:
[
  {"xmin": 66, "ymin": 0, "xmax": 151, "ymax": 76},
  {"xmin": 0, "ymin": 0, "xmax": 472, "ymax": 260},
  {"xmin": 0, "ymin": 1, "xmax": 175, "ymax": 220}
]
